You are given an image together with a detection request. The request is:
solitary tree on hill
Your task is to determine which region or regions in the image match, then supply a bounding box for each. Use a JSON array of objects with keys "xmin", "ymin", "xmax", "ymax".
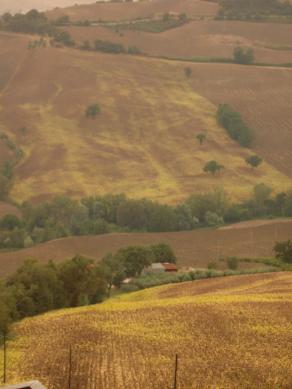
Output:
[
  {"xmin": 196, "ymin": 133, "xmax": 207, "ymax": 145},
  {"xmin": 184, "ymin": 67, "xmax": 192, "ymax": 78},
  {"xmin": 203, "ymin": 160, "xmax": 224, "ymax": 175},
  {"xmin": 85, "ymin": 104, "xmax": 100, "ymax": 118},
  {"xmin": 245, "ymin": 154, "xmax": 263, "ymax": 169}
]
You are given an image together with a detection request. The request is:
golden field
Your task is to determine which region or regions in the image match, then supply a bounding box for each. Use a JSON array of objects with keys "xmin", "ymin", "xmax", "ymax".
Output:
[
  {"xmin": 2, "ymin": 272, "xmax": 292, "ymax": 388},
  {"xmin": 0, "ymin": 32, "xmax": 292, "ymax": 204}
]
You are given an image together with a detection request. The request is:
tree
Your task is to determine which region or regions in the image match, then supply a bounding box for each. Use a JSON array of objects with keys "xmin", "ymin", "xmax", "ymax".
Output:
[
  {"xmin": 184, "ymin": 67, "xmax": 192, "ymax": 78},
  {"xmin": 217, "ymin": 104, "xmax": 253, "ymax": 147},
  {"xmin": 58, "ymin": 256, "xmax": 106, "ymax": 306},
  {"xmin": 0, "ymin": 214, "xmax": 22, "ymax": 230},
  {"xmin": 116, "ymin": 246, "xmax": 154, "ymax": 277},
  {"xmin": 85, "ymin": 104, "xmax": 101, "ymax": 118},
  {"xmin": 150, "ymin": 243, "xmax": 177, "ymax": 264},
  {"xmin": 100, "ymin": 254, "xmax": 125, "ymax": 297},
  {"xmin": 233, "ymin": 47, "xmax": 254, "ymax": 65},
  {"xmin": 245, "ymin": 155, "xmax": 263, "ymax": 169},
  {"xmin": 203, "ymin": 160, "xmax": 224, "ymax": 175},
  {"xmin": 196, "ymin": 133, "xmax": 206, "ymax": 145},
  {"xmin": 274, "ymin": 240, "xmax": 292, "ymax": 264},
  {"xmin": 253, "ymin": 183, "xmax": 272, "ymax": 213}
]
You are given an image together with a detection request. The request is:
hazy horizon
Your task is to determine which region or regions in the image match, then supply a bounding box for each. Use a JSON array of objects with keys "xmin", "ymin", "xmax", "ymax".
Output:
[{"xmin": 0, "ymin": 0, "xmax": 98, "ymax": 14}]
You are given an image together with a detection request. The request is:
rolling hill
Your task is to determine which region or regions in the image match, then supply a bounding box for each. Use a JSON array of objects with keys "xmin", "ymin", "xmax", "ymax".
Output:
[
  {"xmin": 0, "ymin": 31, "xmax": 292, "ymax": 205},
  {"xmin": 47, "ymin": 0, "xmax": 219, "ymax": 22},
  {"xmin": 5, "ymin": 271, "xmax": 292, "ymax": 388},
  {"xmin": 66, "ymin": 20, "xmax": 292, "ymax": 64},
  {"xmin": 0, "ymin": 218, "xmax": 291, "ymax": 278}
]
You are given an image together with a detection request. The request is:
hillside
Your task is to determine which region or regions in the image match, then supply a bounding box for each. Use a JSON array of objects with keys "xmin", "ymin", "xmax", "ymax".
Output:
[
  {"xmin": 0, "ymin": 218, "xmax": 291, "ymax": 277},
  {"xmin": 1, "ymin": 32, "xmax": 292, "ymax": 205},
  {"xmin": 66, "ymin": 20, "xmax": 292, "ymax": 64},
  {"xmin": 47, "ymin": 0, "xmax": 219, "ymax": 22},
  {"xmin": 4, "ymin": 272, "xmax": 292, "ymax": 388}
]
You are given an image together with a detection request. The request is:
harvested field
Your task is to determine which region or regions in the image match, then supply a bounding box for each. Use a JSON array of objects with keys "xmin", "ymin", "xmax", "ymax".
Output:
[
  {"xmin": 0, "ymin": 219, "xmax": 291, "ymax": 278},
  {"xmin": 182, "ymin": 62, "xmax": 292, "ymax": 179},
  {"xmin": 47, "ymin": 0, "xmax": 219, "ymax": 22},
  {"xmin": 4, "ymin": 272, "xmax": 292, "ymax": 388},
  {"xmin": 67, "ymin": 20, "xmax": 292, "ymax": 64},
  {"xmin": 1, "ymin": 33, "xmax": 290, "ymax": 204}
]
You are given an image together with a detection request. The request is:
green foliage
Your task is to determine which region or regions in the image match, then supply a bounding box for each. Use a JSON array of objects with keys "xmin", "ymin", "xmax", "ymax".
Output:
[
  {"xmin": 0, "ymin": 175, "xmax": 11, "ymax": 200},
  {"xmin": 217, "ymin": 0, "xmax": 292, "ymax": 21},
  {"xmin": 0, "ymin": 214, "xmax": 22, "ymax": 230},
  {"xmin": 53, "ymin": 30, "xmax": 75, "ymax": 47},
  {"xmin": 205, "ymin": 211, "xmax": 224, "ymax": 227},
  {"xmin": 217, "ymin": 104, "xmax": 253, "ymax": 147},
  {"xmin": 1, "ymin": 160, "xmax": 14, "ymax": 179},
  {"xmin": 0, "ymin": 9, "xmax": 54, "ymax": 35},
  {"xmin": 94, "ymin": 39, "xmax": 126, "ymax": 54},
  {"xmin": 203, "ymin": 160, "xmax": 224, "ymax": 175},
  {"xmin": 274, "ymin": 240, "xmax": 292, "ymax": 264},
  {"xmin": 100, "ymin": 253, "xmax": 125, "ymax": 296},
  {"xmin": 85, "ymin": 103, "xmax": 101, "ymax": 118},
  {"xmin": 111, "ymin": 14, "xmax": 188, "ymax": 33},
  {"xmin": 196, "ymin": 133, "xmax": 206, "ymax": 145},
  {"xmin": 245, "ymin": 155, "xmax": 263, "ymax": 169},
  {"xmin": 115, "ymin": 246, "xmax": 155, "ymax": 277},
  {"xmin": 207, "ymin": 261, "xmax": 217, "ymax": 270},
  {"xmin": 150, "ymin": 243, "xmax": 177, "ymax": 264},
  {"xmin": 227, "ymin": 256, "xmax": 238, "ymax": 270},
  {"xmin": 233, "ymin": 47, "xmax": 255, "ymax": 65}
]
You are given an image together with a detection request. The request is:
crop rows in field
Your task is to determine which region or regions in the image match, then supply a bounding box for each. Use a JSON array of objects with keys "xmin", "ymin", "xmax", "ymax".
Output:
[{"xmin": 4, "ymin": 272, "xmax": 292, "ymax": 388}]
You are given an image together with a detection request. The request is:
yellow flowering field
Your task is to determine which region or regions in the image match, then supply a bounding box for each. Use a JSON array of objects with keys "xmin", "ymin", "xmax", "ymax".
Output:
[{"xmin": 2, "ymin": 272, "xmax": 292, "ymax": 388}]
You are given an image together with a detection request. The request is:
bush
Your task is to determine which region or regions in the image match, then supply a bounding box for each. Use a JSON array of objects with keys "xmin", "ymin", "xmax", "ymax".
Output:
[
  {"xmin": 227, "ymin": 256, "xmax": 238, "ymax": 270},
  {"xmin": 217, "ymin": 104, "xmax": 253, "ymax": 147},
  {"xmin": 205, "ymin": 211, "xmax": 224, "ymax": 227},
  {"xmin": 233, "ymin": 47, "xmax": 254, "ymax": 65},
  {"xmin": 85, "ymin": 104, "xmax": 100, "ymax": 118},
  {"xmin": 274, "ymin": 240, "xmax": 292, "ymax": 264},
  {"xmin": 94, "ymin": 39, "xmax": 126, "ymax": 54}
]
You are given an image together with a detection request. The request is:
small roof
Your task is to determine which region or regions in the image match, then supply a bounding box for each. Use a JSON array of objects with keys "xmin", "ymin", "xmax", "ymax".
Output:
[{"xmin": 162, "ymin": 263, "xmax": 177, "ymax": 270}]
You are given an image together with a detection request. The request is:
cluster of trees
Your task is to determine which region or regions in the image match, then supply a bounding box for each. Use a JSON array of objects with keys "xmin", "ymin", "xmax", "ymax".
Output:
[
  {"xmin": 217, "ymin": 104, "xmax": 253, "ymax": 147},
  {"xmin": 113, "ymin": 13, "xmax": 188, "ymax": 33},
  {"xmin": 0, "ymin": 243, "xmax": 176, "ymax": 334},
  {"xmin": 79, "ymin": 39, "xmax": 141, "ymax": 55},
  {"xmin": 233, "ymin": 47, "xmax": 255, "ymax": 65},
  {"xmin": 1, "ymin": 186, "xmax": 292, "ymax": 249},
  {"xmin": 217, "ymin": 0, "xmax": 292, "ymax": 20},
  {"xmin": 0, "ymin": 133, "xmax": 24, "ymax": 200}
]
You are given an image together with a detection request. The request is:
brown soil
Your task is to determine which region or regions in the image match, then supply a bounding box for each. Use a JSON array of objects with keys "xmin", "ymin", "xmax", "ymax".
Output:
[{"xmin": 0, "ymin": 219, "xmax": 291, "ymax": 277}]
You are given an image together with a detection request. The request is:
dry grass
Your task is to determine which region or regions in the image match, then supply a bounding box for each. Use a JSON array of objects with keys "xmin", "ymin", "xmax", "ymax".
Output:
[
  {"xmin": 47, "ymin": 0, "xmax": 219, "ymax": 22},
  {"xmin": 3, "ymin": 272, "xmax": 292, "ymax": 388},
  {"xmin": 0, "ymin": 32, "xmax": 291, "ymax": 205},
  {"xmin": 67, "ymin": 20, "xmax": 292, "ymax": 64},
  {"xmin": 0, "ymin": 218, "xmax": 291, "ymax": 278}
]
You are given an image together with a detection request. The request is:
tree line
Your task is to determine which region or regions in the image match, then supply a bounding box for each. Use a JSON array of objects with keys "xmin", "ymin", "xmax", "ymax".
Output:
[
  {"xmin": 1, "ymin": 186, "xmax": 292, "ymax": 249},
  {"xmin": 0, "ymin": 242, "xmax": 176, "ymax": 336}
]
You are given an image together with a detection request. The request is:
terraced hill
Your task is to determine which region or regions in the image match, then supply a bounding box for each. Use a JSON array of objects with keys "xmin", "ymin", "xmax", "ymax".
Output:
[
  {"xmin": 4, "ymin": 272, "xmax": 292, "ymax": 388},
  {"xmin": 1, "ymin": 31, "xmax": 292, "ymax": 205}
]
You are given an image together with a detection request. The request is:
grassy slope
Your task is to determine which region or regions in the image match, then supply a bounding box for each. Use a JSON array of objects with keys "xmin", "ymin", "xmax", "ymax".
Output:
[
  {"xmin": 67, "ymin": 20, "xmax": 292, "ymax": 64},
  {"xmin": 47, "ymin": 0, "xmax": 219, "ymax": 22},
  {"xmin": 0, "ymin": 32, "xmax": 291, "ymax": 204},
  {"xmin": 0, "ymin": 219, "xmax": 291, "ymax": 278},
  {"xmin": 4, "ymin": 272, "xmax": 292, "ymax": 388}
]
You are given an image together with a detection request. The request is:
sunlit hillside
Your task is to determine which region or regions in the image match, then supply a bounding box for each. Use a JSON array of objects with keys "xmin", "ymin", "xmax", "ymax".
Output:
[
  {"xmin": 0, "ymin": 32, "xmax": 291, "ymax": 204},
  {"xmin": 4, "ymin": 272, "xmax": 292, "ymax": 388}
]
